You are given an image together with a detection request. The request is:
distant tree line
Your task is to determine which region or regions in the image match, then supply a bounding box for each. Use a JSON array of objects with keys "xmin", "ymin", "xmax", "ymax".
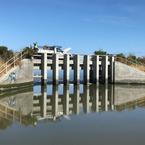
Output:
[
  {"xmin": 94, "ymin": 49, "xmax": 145, "ymax": 64},
  {"xmin": 0, "ymin": 46, "xmax": 145, "ymax": 65},
  {"xmin": 0, "ymin": 46, "xmax": 14, "ymax": 61},
  {"xmin": 0, "ymin": 45, "xmax": 34, "ymax": 63},
  {"xmin": 22, "ymin": 46, "xmax": 35, "ymax": 59}
]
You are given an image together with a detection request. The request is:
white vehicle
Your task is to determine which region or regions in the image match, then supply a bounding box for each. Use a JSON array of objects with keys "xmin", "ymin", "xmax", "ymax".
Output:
[{"xmin": 37, "ymin": 45, "xmax": 71, "ymax": 54}]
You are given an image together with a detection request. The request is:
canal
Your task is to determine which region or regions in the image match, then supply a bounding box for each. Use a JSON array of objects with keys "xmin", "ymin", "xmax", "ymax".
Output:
[{"xmin": 0, "ymin": 84, "xmax": 145, "ymax": 145}]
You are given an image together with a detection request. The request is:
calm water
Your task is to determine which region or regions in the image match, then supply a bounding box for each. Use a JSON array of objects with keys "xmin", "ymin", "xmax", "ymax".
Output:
[{"xmin": 0, "ymin": 84, "xmax": 145, "ymax": 145}]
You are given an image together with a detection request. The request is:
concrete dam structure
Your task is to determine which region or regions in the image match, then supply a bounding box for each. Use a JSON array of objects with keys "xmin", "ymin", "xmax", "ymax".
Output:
[
  {"xmin": 1, "ymin": 52, "xmax": 145, "ymax": 85},
  {"xmin": 0, "ymin": 59, "xmax": 33, "ymax": 84},
  {"xmin": 33, "ymin": 52, "xmax": 145, "ymax": 85},
  {"xmin": 33, "ymin": 53, "xmax": 115, "ymax": 85}
]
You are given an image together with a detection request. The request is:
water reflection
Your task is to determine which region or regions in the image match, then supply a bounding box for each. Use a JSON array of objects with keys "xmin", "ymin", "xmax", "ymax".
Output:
[
  {"xmin": 32, "ymin": 84, "xmax": 145, "ymax": 122},
  {"xmin": 33, "ymin": 85, "xmax": 114, "ymax": 121},
  {"xmin": 0, "ymin": 91, "xmax": 36, "ymax": 129},
  {"xmin": 0, "ymin": 84, "xmax": 145, "ymax": 128}
]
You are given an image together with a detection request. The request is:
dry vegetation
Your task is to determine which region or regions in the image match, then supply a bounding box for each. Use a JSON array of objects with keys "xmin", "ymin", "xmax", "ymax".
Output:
[
  {"xmin": 94, "ymin": 50, "xmax": 145, "ymax": 73},
  {"xmin": 116, "ymin": 57, "xmax": 145, "ymax": 72},
  {"xmin": 0, "ymin": 60, "xmax": 4, "ymax": 68},
  {"xmin": 130, "ymin": 64, "xmax": 145, "ymax": 72}
]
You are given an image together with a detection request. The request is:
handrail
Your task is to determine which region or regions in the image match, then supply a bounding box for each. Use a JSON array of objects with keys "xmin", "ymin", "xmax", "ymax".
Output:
[
  {"xmin": 0, "ymin": 56, "xmax": 22, "ymax": 74},
  {"xmin": 0, "ymin": 52, "xmax": 21, "ymax": 69},
  {"xmin": 0, "ymin": 50, "xmax": 28, "ymax": 77}
]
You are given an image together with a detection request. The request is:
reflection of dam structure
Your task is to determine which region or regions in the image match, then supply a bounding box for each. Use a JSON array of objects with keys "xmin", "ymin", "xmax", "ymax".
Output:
[
  {"xmin": 1, "ymin": 84, "xmax": 145, "ymax": 127},
  {"xmin": 33, "ymin": 85, "xmax": 115, "ymax": 121},
  {"xmin": 0, "ymin": 102, "xmax": 22, "ymax": 122},
  {"xmin": 32, "ymin": 84, "xmax": 145, "ymax": 121},
  {"xmin": 0, "ymin": 91, "xmax": 36, "ymax": 129}
]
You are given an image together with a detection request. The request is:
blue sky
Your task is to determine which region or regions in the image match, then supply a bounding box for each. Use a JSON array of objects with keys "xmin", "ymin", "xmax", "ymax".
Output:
[{"xmin": 0, "ymin": 0, "xmax": 145, "ymax": 56}]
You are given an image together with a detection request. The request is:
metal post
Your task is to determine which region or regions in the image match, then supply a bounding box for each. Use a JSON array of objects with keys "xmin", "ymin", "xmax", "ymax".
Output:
[
  {"xmin": 5, "ymin": 62, "xmax": 8, "ymax": 73},
  {"xmin": 14, "ymin": 56, "xmax": 15, "ymax": 67}
]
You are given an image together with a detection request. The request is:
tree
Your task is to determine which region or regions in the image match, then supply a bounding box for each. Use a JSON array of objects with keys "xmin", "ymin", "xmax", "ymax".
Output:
[
  {"xmin": 127, "ymin": 53, "xmax": 136, "ymax": 61},
  {"xmin": 0, "ymin": 46, "xmax": 14, "ymax": 61},
  {"xmin": 137, "ymin": 57, "xmax": 145, "ymax": 64},
  {"xmin": 116, "ymin": 53, "xmax": 126, "ymax": 58},
  {"xmin": 94, "ymin": 49, "xmax": 107, "ymax": 55},
  {"xmin": 22, "ymin": 46, "xmax": 35, "ymax": 59}
]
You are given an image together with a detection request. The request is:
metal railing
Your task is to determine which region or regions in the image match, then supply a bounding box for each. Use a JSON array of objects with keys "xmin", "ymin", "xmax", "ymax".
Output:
[{"xmin": 0, "ymin": 50, "xmax": 28, "ymax": 77}]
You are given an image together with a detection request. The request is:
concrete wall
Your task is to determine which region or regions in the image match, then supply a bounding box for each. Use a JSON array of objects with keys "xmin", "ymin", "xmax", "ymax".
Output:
[
  {"xmin": 114, "ymin": 85, "xmax": 145, "ymax": 105},
  {"xmin": 15, "ymin": 59, "xmax": 33, "ymax": 83},
  {"xmin": 115, "ymin": 61, "xmax": 145, "ymax": 84},
  {"xmin": 0, "ymin": 91, "xmax": 33, "ymax": 115},
  {"xmin": 0, "ymin": 59, "xmax": 33, "ymax": 84}
]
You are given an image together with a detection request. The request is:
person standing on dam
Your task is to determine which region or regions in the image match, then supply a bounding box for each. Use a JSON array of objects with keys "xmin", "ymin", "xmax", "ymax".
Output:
[{"xmin": 33, "ymin": 42, "xmax": 38, "ymax": 51}]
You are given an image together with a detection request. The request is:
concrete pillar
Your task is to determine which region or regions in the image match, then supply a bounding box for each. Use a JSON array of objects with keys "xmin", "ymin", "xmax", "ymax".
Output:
[
  {"xmin": 109, "ymin": 85, "xmax": 115, "ymax": 111},
  {"xmin": 52, "ymin": 85, "xmax": 58, "ymax": 118},
  {"xmin": 92, "ymin": 85, "xmax": 99, "ymax": 112},
  {"xmin": 63, "ymin": 85, "xmax": 69, "ymax": 115},
  {"xmin": 64, "ymin": 54, "xmax": 70, "ymax": 85},
  {"xmin": 110, "ymin": 56, "xmax": 115, "ymax": 84},
  {"xmin": 92, "ymin": 55, "xmax": 99, "ymax": 84},
  {"xmin": 105, "ymin": 85, "xmax": 108, "ymax": 111},
  {"xmin": 83, "ymin": 85, "xmax": 90, "ymax": 113},
  {"xmin": 41, "ymin": 53, "xmax": 47, "ymax": 86},
  {"xmin": 74, "ymin": 85, "xmax": 80, "ymax": 114},
  {"xmin": 73, "ymin": 55, "xmax": 80, "ymax": 84},
  {"xmin": 84, "ymin": 55, "xmax": 90, "ymax": 84},
  {"xmin": 102, "ymin": 56, "xmax": 108, "ymax": 84},
  {"xmin": 89, "ymin": 69, "xmax": 93, "ymax": 83},
  {"xmin": 40, "ymin": 85, "xmax": 47, "ymax": 118},
  {"xmin": 53, "ymin": 54, "xmax": 59, "ymax": 85}
]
